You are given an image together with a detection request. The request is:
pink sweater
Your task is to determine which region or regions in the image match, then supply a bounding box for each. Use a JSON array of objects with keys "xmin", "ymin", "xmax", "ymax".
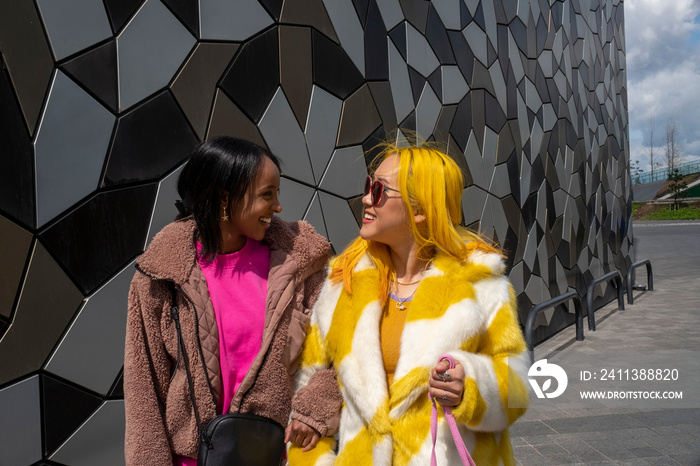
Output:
[{"xmin": 174, "ymin": 238, "xmax": 269, "ymax": 466}]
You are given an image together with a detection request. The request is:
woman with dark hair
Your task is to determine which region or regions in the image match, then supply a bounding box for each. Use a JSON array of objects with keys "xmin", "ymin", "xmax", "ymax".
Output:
[
  {"xmin": 124, "ymin": 137, "xmax": 341, "ymax": 465},
  {"xmin": 289, "ymin": 142, "xmax": 530, "ymax": 465}
]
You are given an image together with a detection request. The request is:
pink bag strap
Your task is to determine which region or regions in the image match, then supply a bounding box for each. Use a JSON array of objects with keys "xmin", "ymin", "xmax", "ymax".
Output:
[{"xmin": 430, "ymin": 354, "xmax": 476, "ymax": 466}]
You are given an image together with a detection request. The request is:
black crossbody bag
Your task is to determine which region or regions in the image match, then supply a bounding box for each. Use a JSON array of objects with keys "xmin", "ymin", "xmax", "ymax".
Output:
[{"xmin": 169, "ymin": 283, "xmax": 285, "ymax": 466}]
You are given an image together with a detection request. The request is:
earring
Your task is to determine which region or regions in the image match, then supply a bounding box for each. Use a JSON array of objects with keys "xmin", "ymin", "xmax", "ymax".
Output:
[{"xmin": 222, "ymin": 205, "xmax": 229, "ymax": 222}]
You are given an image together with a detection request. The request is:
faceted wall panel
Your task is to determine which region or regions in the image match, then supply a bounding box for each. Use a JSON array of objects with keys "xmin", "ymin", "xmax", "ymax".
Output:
[{"xmin": 0, "ymin": 0, "xmax": 632, "ymax": 462}]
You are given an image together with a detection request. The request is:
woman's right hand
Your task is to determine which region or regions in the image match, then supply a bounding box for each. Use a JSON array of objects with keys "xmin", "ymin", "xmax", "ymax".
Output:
[{"xmin": 285, "ymin": 419, "xmax": 321, "ymax": 452}]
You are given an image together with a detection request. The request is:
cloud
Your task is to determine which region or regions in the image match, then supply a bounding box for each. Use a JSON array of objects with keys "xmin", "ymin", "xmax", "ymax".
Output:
[{"xmin": 625, "ymin": 0, "xmax": 700, "ymax": 170}]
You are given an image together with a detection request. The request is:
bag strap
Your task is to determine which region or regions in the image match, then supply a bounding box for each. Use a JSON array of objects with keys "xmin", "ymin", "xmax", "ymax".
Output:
[
  {"xmin": 430, "ymin": 354, "xmax": 476, "ymax": 466},
  {"xmin": 168, "ymin": 281, "xmax": 211, "ymax": 447}
]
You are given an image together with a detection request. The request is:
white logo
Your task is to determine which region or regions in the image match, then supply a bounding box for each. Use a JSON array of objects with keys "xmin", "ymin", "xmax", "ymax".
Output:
[{"xmin": 528, "ymin": 359, "xmax": 568, "ymax": 399}]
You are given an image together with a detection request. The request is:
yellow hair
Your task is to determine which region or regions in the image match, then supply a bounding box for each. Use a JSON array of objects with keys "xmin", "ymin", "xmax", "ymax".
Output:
[{"xmin": 330, "ymin": 139, "xmax": 501, "ymax": 299}]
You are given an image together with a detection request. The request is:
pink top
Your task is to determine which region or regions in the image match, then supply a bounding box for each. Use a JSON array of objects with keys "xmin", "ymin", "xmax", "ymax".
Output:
[{"xmin": 174, "ymin": 238, "xmax": 270, "ymax": 466}]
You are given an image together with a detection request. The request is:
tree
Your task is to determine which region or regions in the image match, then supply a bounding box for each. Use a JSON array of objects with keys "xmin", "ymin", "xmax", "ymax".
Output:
[
  {"xmin": 648, "ymin": 117, "xmax": 662, "ymax": 178},
  {"xmin": 664, "ymin": 118, "xmax": 684, "ymax": 175},
  {"xmin": 630, "ymin": 159, "xmax": 643, "ymax": 182},
  {"xmin": 666, "ymin": 168, "xmax": 688, "ymax": 210}
]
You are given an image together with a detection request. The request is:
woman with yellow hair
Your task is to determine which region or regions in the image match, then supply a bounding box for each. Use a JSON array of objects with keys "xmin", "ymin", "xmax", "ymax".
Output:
[{"xmin": 287, "ymin": 143, "xmax": 530, "ymax": 465}]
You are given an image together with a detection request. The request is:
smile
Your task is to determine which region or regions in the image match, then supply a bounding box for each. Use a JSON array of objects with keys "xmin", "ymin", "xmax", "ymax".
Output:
[{"xmin": 259, "ymin": 216, "xmax": 272, "ymax": 225}]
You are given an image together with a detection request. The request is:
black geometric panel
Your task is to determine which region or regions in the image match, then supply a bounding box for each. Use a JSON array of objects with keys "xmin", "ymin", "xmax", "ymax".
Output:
[
  {"xmin": 388, "ymin": 22, "xmax": 407, "ymax": 60},
  {"xmin": 311, "ymin": 30, "xmax": 364, "ymax": 99},
  {"xmin": 364, "ymin": 0, "xmax": 389, "ymax": 81},
  {"xmin": 408, "ymin": 66, "xmax": 426, "ymax": 104},
  {"xmin": 102, "ymin": 91, "xmax": 197, "ymax": 187},
  {"xmin": 103, "ymin": 0, "xmax": 143, "ymax": 33},
  {"xmin": 427, "ymin": 68, "xmax": 442, "ymax": 103},
  {"xmin": 448, "ymin": 30, "xmax": 475, "ymax": 85},
  {"xmin": 352, "ymin": 0, "xmax": 370, "ymax": 28},
  {"xmin": 41, "ymin": 374, "xmax": 102, "ymax": 456},
  {"xmin": 220, "ymin": 27, "xmax": 279, "ymax": 123},
  {"xmin": 449, "ymin": 94, "xmax": 472, "ymax": 152},
  {"xmin": 162, "ymin": 0, "xmax": 200, "ymax": 37},
  {"xmin": 61, "ymin": 40, "xmax": 118, "ymax": 112},
  {"xmin": 259, "ymin": 0, "xmax": 283, "ymax": 20},
  {"xmin": 0, "ymin": 316, "xmax": 8, "ymax": 341},
  {"xmin": 39, "ymin": 184, "xmax": 158, "ymax": 294},
  {"xmin": 461, "ymin": 0, "xmax": 473, "ymax": 28},
  {"xmin": 0, "ymin": 60, "xmax": 35, "ymax": 229},
  {"xmin": 426, "ymin": 5, "xmax": 456, "ymax": 65}
]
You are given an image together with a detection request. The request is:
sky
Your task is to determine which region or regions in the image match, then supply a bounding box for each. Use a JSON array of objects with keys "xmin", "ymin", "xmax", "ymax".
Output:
[{"xmin": 624, "ymin": 0, "xmax": 700, "ymax": 171}]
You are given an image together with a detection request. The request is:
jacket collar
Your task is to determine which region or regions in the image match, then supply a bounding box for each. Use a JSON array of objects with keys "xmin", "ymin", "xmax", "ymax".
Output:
[{"xmin": 136, "ymin": 216, "xmax": 330, "ymax": 285}]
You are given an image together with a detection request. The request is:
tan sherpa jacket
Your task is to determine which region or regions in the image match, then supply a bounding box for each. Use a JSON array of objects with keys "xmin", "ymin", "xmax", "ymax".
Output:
[{"xmin": 124, "ymin": 217, "xmax": 341, "ymax": 465}]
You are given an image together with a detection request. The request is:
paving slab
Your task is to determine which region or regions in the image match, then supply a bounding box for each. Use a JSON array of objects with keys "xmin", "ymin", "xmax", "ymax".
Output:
[{"xmin": 513, "ymin": 221, "xmax": 700, "ymax": 465}]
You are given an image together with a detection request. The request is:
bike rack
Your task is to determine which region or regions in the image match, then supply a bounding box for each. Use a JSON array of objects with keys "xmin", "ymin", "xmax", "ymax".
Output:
[
  {"xmin": 626, "ymin": 259, "xmax": 653, "ymax": 304},
  {"xmin": 525, "ymin": 290, "xmax": 583, "ymax": 363},
  {"xmin": 586, "ymin": 270, "xmax": 625, "ymax": 331}
]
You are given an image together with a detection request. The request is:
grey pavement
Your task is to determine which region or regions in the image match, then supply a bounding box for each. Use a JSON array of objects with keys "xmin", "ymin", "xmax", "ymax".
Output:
[
  {"xmin": 632, "ymin": 180, "xmax": 666, "ymax": 201},
  {"xmin": 512, "ymin": 220, "xmax": 700, "ymax": 465}
]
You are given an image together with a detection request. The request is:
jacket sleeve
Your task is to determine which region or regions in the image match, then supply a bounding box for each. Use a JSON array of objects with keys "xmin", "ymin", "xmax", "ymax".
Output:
[
  {"xmin": 449, "ymin": 279, "xmax": 530, "ymax": 432},
  {"xmin": 123, "ymin": 277, "xmax": 174, "ymax": 466},
  {"xmin": 288, "ymin": 278, "xmax": 341, "ymax": 465}
]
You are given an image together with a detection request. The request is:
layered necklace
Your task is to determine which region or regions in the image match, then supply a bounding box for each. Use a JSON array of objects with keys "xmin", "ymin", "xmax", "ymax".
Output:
[{"xmin": 389, "ymin": 276, "xmax": 423, "ymax": 311}]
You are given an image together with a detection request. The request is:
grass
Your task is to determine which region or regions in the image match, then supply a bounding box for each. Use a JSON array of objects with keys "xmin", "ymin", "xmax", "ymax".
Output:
[{"xmin": 632, "ymin": 201, "xmax": 700, "ymax": 221}]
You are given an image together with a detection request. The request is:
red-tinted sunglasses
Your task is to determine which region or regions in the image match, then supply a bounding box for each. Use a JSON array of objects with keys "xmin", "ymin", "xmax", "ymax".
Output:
[{"xmin": 364, "ymin": 176, "xmax": 400, "ymax": 206}]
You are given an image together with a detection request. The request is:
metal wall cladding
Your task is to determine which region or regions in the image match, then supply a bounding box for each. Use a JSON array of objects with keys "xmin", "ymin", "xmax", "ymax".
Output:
[{"xmin": 0, "ymin": 0, "xmax": 631, "ymax": 462}]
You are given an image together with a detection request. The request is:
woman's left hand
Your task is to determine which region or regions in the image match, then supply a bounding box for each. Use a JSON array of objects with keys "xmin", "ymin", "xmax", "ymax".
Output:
[
  {"xmin": 428, "ymin": 358, "xmax": 465, "ymax": 406},
  {"xmin": 285, "ymin": 419, "xmax": 321, "ymax": 452}
]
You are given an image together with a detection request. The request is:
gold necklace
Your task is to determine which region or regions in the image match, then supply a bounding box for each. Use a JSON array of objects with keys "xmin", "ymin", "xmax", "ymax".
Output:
[{"xmin": 395, "ymin": 277, "xmax": 422, "ymax": 286}]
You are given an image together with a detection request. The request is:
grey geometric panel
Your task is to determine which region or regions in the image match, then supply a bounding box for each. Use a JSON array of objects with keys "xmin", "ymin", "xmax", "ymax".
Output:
[
  {"xmin": 415, "ymin": 84, "xmax": 442, "ymax": 142},
  {"xmin": 431, "ymin": 0, "xmax": 461, "ymax": 30},
  {"xmin": 463, "ymin": 22, "xmax": 488, "ymax": 68},
  {"xmin": 488, "ymin": 60, "xmax": 508, "ymax": 113},
  {"xmin": 50, "ymin": 400, "xmax": 125, "ymax": 466},
  {"xmin": 461, "ymin": 185, "xmax": 488, "ymax": 227},
  {"xmin": 171, "ymin": 43, "xmax": 240, "ymax": 140},
  {"xmin": 489, "ymin": 163, "xmax": 512, "ymax": 199},
  {"xmin": 374, "ymin": 0, "xmax": 404, "ymax": 31},
  {"xmin": 44, "ymin": 260, "xmax": 135, "ymax": 395},
  {"xmin": 303, "ymin": 192, "xmax": 329, "ymax": 241},
  {"xmin": 305, "ymin": 86, "xmax": 343, "ymax": 181},
  {"xmin": 259, "ymin": 87, "xmax": 315, "ymax": 184},
  {"xmin": 406, "ymin": 23, "xmax": 440, "ymax": 77},
  {"xmin": 441, "ymin": 65, "xmax": 469, "ymax": 105},
  {"xmin": 0, "ymin": 242, "xmax": 83, "ymax": 386},
  {"xmin": 145, "ymin": 164, "xmax": 186, "ymax": 247},
  {"xmin": 320, "ymin": 146, "xmax": 368, "ymax": 198},
  {"xmin": 280, "ymin": 0, "xmax": 340, "ymax": 44},
  {"xmin": 36, "ymin": 0, "xmax": 112, "ymax": 61},
  {"xmin": 200, "ymin": 0, "xmax": 273, "ymax": 41},
  {"xmin": 318, "ymin": 192, "xmax": 359, "ymax": 252},
  {"xmin": 116, "ymin": 0, "xmax": 196, "ymax": 110},
  {"xmin": 0, "ymin": 376, "xmax": 41, "ymax": 466},
  {"xmin": 34, "ymin": 71, "xmax": 115, "ymax": 228},
  {"xmin": 277, "ymin": 177, "xmax": 316, "ymax": 224},
  {"xmin": 322, "ymin": 0, "xmax": 366, "ymax": 76},
  {"xmin": 0, "ymin": 216, "xmax": 33, "ymax": 319},
  {"xmin": 388, "ymin": 41, "xmax": 414, "ymax": 124},
  {"xmin": 0, "ymin": 1, "xmax": 55, "ymax": 135}
]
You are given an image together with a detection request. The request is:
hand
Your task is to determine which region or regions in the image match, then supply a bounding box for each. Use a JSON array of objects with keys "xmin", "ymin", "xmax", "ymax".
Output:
[
  {"xmin": 428, "ymin": 358, "xmax": 465, "ymax": 406},
  {"xmin": 285, "ymin": 419, "xmax": 321, "ymax": 452}
]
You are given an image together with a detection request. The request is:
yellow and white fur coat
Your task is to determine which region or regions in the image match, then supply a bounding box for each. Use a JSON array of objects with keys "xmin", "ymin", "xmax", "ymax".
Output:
[{"xmin": 289, "ymin": 250, "xmax": 531, "ymax": 466}]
